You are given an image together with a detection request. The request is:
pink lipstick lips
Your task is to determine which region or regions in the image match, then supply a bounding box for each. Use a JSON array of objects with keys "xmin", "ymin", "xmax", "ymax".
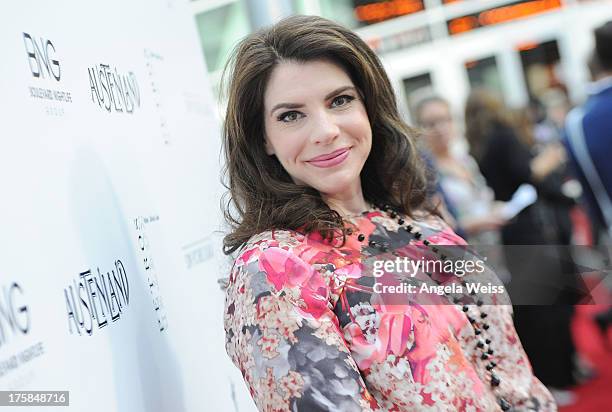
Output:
[{"xmin": 307, "ymin": 147, "xmax": 350, "ymax": 168}]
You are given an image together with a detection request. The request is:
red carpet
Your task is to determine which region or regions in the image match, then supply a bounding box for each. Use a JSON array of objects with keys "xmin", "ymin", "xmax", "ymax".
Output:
[{"xmin": 559, "ymin": 305, "xmax": 612, "ymax": 412}]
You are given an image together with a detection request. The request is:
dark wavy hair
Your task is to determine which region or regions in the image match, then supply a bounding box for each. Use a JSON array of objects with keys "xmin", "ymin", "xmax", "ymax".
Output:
[
  {"xmin": 221, "ymin": 15, "xmax": 429, "ymax": 255},
  {"xmin": 464, "ymin": 89, "xmax": 514, "ymax": 162}
]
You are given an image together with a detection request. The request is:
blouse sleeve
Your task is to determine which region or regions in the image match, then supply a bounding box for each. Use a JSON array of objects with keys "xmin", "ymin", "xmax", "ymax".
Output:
[
  {"xmin": 223, "ymin": 242, "xmax": 378, "ymax": 412},
  {"xmin": 474, "ymin": 304, "xmax": 558, "ymax": 411}
]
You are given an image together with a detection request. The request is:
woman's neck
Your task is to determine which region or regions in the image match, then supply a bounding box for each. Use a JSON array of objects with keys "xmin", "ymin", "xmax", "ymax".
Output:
[{"xmin": 321, "ymin": 184, "xmax": 369, "ymax": 218}]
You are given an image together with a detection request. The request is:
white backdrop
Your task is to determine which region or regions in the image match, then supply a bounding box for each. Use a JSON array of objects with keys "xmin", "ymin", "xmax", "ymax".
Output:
[{"xmin": 0, "ymin": 1, "xmax": 255, "ymax": 410}]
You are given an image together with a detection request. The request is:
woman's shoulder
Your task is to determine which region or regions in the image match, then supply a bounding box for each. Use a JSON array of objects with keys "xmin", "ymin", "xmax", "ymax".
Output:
[
  {"xmin": 408, "ymin": 209, "xmax": 468, "ymax": 246},
  {"xmin": 231, "ymin": 228, "xmax": 307, "ymax": 267},
  {"xmin": 225, "ymin": 227, "xmax": 337, "ymax": 320}
]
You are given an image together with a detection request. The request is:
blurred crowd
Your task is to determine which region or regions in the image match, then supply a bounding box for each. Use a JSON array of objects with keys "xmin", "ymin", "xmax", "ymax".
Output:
[{"xmin": 412, "ymin": 20, "xmax": 612, "ymax": 407}]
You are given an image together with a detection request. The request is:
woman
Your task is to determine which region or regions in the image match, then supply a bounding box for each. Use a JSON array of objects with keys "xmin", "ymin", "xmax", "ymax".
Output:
[
  {"xmin": 221, "ymin": 16, "xmax": 555, "ymax": 411},
  {"xmin": 464, "ymin": 89, "xmax": 580, "ymax": 403},
  {"xmin": 414, "ymin": 94, "xmax": 507, "ymax": 245}
]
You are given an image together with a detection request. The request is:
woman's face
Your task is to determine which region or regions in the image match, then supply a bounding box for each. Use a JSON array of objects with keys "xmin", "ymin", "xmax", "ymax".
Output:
[
  {"xmin": 418, "ymin": 100, "xmax": 454, "ymax": 155},
  {"xmin": 263, "ymin": 59, "xmax": 372, "ymax": 198}
]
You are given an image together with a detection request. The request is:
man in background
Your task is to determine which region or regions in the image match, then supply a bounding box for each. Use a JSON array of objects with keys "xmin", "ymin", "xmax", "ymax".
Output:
[{"xmin": 564, "ymin": 20, "xmax": 612, "ymax": 349}]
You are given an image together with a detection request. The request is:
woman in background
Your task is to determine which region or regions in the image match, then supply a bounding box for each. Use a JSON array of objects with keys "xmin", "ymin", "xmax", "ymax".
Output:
[
  {"xmin": 465, "ymin": 89, "xmax": 580, "ymax": 404},
  {"xmin": 221, "ymin": 16, "xmax": 555, "ymax": 411},
  {"xmin": 414, "ymin": 94, "xmax": 507, "ymax": 245}
]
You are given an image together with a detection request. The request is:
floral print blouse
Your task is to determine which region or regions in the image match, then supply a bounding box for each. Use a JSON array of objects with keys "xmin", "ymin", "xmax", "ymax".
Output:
[{"xmin": 223, "ymin": 209, "xmax": 556, "ymax": 411}]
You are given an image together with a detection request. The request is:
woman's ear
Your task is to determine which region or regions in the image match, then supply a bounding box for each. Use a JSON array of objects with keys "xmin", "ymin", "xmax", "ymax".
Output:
[{"xmin": 264, "ymin": 136, "xmax": 275, "ymax": 156}]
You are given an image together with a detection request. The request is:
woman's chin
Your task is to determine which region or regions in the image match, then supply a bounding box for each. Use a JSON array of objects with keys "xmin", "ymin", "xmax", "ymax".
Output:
[
  {"xmin": 303, "ymin": 166, "xmax": 362, "ymax": 196},
  {"xmin": 313, "ymin": 179, "xmax": 360, "ymax": 198}
]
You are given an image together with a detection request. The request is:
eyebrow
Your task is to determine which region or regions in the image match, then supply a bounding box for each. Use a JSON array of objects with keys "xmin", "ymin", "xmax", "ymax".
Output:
[{"xmin": 269, "ymin": 85, "xmax": 358, "ymax": 117}]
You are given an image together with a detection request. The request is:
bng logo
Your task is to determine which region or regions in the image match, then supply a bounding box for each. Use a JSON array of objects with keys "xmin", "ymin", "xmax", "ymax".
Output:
[
  {"xmin": 23, "ymin": 32, "xmax": 60, "ymax": 81},
  {"xmin": 0, "ymin": 282, "xmax": 29, "ymax": 348}
]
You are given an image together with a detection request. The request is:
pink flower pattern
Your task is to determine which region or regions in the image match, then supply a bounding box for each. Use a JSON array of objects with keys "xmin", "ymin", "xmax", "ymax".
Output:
[{"xmin": 224, "ymin": 210, "xmax": 557, "ymax": 411}]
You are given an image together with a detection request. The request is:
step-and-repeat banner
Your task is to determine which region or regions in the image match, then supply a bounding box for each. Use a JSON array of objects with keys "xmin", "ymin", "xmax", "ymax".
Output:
[{"xmin": 0, "ymin": 1, "xmax": 255, "ymax": 410}]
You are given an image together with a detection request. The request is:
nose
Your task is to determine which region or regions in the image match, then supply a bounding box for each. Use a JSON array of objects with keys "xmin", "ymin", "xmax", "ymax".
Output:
[{"xmin": 310, "ymin": 110, "xmax": 340, "ymax": 145}]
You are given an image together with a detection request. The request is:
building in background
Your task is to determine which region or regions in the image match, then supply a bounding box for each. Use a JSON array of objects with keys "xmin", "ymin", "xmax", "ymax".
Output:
[{"xmin": 192, "ymin": 0, "xmax": 612, "ymax": 123}]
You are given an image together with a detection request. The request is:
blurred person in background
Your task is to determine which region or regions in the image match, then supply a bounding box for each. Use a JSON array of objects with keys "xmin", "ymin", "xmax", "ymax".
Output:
[
  {"xmin": 531, "ymin": 88, "xmax": 572, "ymax": 145},
  {"xmin": 564, "ymin": 20, "xmax": 612, "ymax": 349},
  {"xmin": 510, "ymin": 103, "xmax": 581, "ymax": 254},
  {"xmin": 414, "ymin": 94, "xmax": 508, "ymax": 246},
  {"xmin": 419, "ymin": 148, "xmax": 466, "ymax": 237},
  {"xmin": 465, "ymin": 89, "xmax": 582, "ymax": 406}
]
